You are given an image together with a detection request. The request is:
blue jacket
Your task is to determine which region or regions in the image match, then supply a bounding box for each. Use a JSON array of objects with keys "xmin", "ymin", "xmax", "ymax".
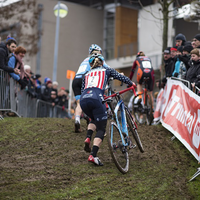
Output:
[{"xmin": 8, "ymin": 54, "xmax": 20, "ymax": 81}]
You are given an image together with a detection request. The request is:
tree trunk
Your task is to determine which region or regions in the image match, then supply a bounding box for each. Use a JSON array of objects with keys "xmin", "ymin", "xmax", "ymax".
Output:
[{"xmin": 161, "ymin": 0, "xmax": 169, "ymax": 79}]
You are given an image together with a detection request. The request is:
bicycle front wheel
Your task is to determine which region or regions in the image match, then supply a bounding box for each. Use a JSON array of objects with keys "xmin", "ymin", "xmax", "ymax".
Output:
[
  {"xmin": 107, "ymin": 120, "xmax": 129, "ymax": 174},
  {"xmin": 125, "ymin": 107, "xmax": 144, "ymax": 153}
]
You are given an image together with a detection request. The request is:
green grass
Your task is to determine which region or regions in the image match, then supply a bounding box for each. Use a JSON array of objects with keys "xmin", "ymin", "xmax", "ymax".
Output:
[{"xmin": 0, "ymin": 117, "xmax": 200, "ymax": 200}]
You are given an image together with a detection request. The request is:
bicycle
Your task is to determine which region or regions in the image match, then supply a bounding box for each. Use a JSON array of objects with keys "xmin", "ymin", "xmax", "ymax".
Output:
[
  {"xmin": 104, "ymin": 80, "xmax": 144, "ymax": 174},
  {"xmin": 132, "ymin": 77, "xmax": 154, "ymax": 125}
]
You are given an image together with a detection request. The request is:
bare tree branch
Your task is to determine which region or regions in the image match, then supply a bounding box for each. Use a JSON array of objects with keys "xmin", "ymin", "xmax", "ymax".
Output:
[{"xmin": 138, "ymin": 0, "xmax": 164, "ymax": 20}]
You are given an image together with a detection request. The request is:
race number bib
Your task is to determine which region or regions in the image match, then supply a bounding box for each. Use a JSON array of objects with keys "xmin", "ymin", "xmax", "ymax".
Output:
[
  {"xmin": 142, "ymin": 61, "xmax": 151, "ymax": 68},
  {"xmin": 87, "ymin": 75, "xmax": 99, "ymax": 87}
]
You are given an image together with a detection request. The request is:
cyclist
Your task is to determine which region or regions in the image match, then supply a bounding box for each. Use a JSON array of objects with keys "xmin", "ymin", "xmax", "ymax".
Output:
[
  {"xmin": 72, "ymin": 44, "xmax": 109, "ymax": 133},
  {"xmin": 80, "ymin": 53, "xmax": 134, "ymax": 166},
  {"xmin": 129, "ymin": 51, "xmax": 155, "ymax": 107}
]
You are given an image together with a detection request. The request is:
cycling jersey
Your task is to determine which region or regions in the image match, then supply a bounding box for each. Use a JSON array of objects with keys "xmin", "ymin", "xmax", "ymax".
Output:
[
  {"xmin": 82, "ymin": 66, "xmax": 133, "ymax": 95},
  {"xmin": 72, "ymin": 57, "xmax": 110, "ymax": 100},
  {"xmin": 129, "ymin": 56, "xmax": 154, "ymax": 91}
]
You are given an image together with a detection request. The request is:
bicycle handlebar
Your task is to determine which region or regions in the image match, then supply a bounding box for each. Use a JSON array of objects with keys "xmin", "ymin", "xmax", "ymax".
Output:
[{"xmin": 104, "ymin": 84, "xmax": 137, "ymax": 100}]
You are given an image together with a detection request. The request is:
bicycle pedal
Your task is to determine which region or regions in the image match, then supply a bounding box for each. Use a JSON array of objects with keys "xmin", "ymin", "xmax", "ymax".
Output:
[{"xmin": 129, "ymin": 144, "xmax": 137, "ymax": 149}]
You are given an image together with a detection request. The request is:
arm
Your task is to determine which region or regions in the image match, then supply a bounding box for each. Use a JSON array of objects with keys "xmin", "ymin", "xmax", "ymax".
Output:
[
  {"xmin": 8, "ymin": 56, "xmax": 20, "ymax": 81},
  {"xmin": 110, "ymin": 68, "xmax": 133, "ymax": 86},
  {"xmin": 172, "ymin": 61, "xmax": 180, "ymax": 77},
  {"xmin": 129, "ymin": 60, "xmax": 137, "ymax": 80}
]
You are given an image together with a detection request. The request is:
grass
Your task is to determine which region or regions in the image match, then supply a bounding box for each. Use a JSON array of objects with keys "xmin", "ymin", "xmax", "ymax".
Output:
[{"xmin": 0, "ymin": 117, "xmax": 200, "ymax": 200}]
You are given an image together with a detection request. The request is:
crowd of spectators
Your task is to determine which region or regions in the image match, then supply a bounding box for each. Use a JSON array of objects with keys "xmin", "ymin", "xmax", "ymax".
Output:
[
  {"xmin": 0, "ymin": 35, "xmax": 72, "ymax": 118},
  {"xmin": 157, "ymin": 33, "xmax": 200, "ymax": 93}
]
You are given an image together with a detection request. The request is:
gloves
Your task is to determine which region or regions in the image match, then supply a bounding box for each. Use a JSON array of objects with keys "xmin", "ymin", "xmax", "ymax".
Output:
[
  {"xmin": 18, "ymin": 79, "xmax": 27, "ymax": 90},
  {"xmin": 174, "ymin": 73, "xmax": 178, "ymax": 77}
]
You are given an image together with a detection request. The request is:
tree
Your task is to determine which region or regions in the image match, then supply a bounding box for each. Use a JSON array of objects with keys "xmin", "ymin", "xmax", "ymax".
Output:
[
  {"xmin": 0, "ymin": 0, "xmax": 42, "ymax": 62},
  {"xmin": 128, "ymin": 0, "xmax": 193, "ymax": 78}
]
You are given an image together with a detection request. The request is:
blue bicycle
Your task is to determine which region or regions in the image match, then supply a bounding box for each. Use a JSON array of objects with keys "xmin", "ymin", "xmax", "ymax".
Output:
[{"xmin": 104, "ymin": 81, "xmax": 144, "ymax": 174}]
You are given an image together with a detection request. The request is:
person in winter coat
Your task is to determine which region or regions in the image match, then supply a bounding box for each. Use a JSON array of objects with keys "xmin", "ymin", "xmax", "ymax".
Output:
[
  {"xmin": 186, "ymin": 48, "xmax": 200, "ymax": 88},
  {"xmin": 0, "ymin": 36, "xmax": 19, "ymax": 74},
  {"xmin": 8, "ymin": 46, "xmax": 27, "ymax": 89}
]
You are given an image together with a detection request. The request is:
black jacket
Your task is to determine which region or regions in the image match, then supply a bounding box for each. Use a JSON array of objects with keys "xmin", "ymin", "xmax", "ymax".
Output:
[
  {"xmin": 41, "ymin": 85, "xmax": 52, "ymax": 102},
  {"xmin": 0, "ymin": 43, "xmax": 14, "ymax": 73},
  {"xmin": 164, "ymin": 57, "xmax": 174, "ymax": 78},
  {"xmin": 178, "ymin": 54, "xmax": 191, "ymax": 71},
  {"xmin": 186, "ymin": 60, "xmax": 200, "ymax": 87}
]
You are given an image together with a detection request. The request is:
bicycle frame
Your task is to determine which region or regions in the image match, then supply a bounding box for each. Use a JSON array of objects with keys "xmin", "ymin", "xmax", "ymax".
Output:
[{"xmin": 105, "ymin": 85, "xmax": 137, "ymax": 147}]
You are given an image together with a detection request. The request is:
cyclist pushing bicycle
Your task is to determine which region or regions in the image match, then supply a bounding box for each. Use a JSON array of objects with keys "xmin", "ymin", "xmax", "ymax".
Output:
[
  {"xmin": 129, "ymin": 51, "xmax": 155, "ymax": 107},
  {"xmin": 80, "ymin": 53, "xmax": 135, "ymax": 166}
]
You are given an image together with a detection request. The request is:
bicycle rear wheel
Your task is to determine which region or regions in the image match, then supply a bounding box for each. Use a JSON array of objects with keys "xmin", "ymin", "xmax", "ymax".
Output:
[
  {"xmin": 125, "ymin": 107, "xmax": 144, "ymax": 153},
  {"xmin": 145, "ymin": 94, "xmax": 153, "ymax": 126},
  {"xmin": 107, "ymin": 120, "xmax": 129, "ymax": 174},
  {"xmin": 132, "ymin": 96, "xmax": 145, "ymax": 124}
]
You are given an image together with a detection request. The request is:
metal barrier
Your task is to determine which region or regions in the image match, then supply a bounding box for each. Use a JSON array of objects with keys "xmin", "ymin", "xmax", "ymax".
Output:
[
  {"xmin": 0, "ymin": 69, "xmax": 71, "ymax": 118},
  {"xmin": 193, "ymin": 86, "xmax": 200, "ymax": 96},
  {"xmin": 0, "ymin": 69, "xmax": 20, "ymax": 116},
  {"xmin": 171, "ymin": 77, "xmax": 191, "ymax": 89}
]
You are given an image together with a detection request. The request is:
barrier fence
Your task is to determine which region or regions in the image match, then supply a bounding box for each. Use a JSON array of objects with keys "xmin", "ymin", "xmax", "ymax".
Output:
[
  {"xmin": 0, "ymin": 69, "xmax": 70, "ymax": 118},
  {"xmin": 154, "ymin": 78, "xmax": 200, "ymax": 181}
]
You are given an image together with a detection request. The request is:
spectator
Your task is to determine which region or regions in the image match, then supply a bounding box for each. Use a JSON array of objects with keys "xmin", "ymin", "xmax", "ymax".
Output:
[
  {"xmin": 170, "ymin": 46, "xmax": 177, "ymax": 59},
  {"xmin": 41, "ymin": 80, "xmax": 52, "ymax": 102},
  {"xmin": 175, "ymin": 33, "xmax": 186, "ymax": 47},
  {"xmin": 51, "ymin": 90, "xmax": 59, "ymax": 107},
  {"xmin": 0, "ymin": 36, "xmax": 19, "ymax": 74},
  {"xmin": 192, "ymin": 34, "xmax": 200, "ymax": 50},
  {"xmin": 186, "ymin": 48, "xmax": 200, "ymax": 88},
  {"xmin": 58, "ymin": 87, "xmax": 68, "ymax": 118},
  {"xmin": 34, "ymin": 74, "xmax": 42, "ymax": 99},
  {"xmin": 161, "ymin": 47, "xmax": 174, "ymax": 87},
  {"xmin": 24, "ymin": 65, "xmax": 37, "ymax": 98},
  {"xmin": 41, "ymin": 77, "xmax": 51, "ymax": 94},
  {"xmin": 172, "ymin": 46, "xmax": 187, "ymax": 79},
  {"xmin": 52, "ymin": 81, "xmax": 59, "ymax": 95},
  {"xmin": 57, "ymin": 87, "xmax": 67, "ymax": 107},
  {"xmin": 8, "ymin": 46, "xmax": 27, "ymax": 89},
  {"xmin": 179, "ymin": 45, "xmax": 193, "ymax": 71}
]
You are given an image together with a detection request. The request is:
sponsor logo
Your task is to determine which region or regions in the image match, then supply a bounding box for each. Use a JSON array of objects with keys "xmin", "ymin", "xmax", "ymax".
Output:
[
  {"xmin": 83, "ymin": 94, "xmax": 93, "ymax": 98},
  {"xmin": 144, "ymin": 68, "xmax": 150, "ymax": 73},
  {"xmin": 87, "ymin": 90, "xmax": 92, "ymax": 94}
]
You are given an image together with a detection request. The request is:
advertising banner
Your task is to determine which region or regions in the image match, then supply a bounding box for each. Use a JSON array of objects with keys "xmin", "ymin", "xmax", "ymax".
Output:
[{"xmin": 154, "ymin": 78, "xmax": 200, "ymax": 162}]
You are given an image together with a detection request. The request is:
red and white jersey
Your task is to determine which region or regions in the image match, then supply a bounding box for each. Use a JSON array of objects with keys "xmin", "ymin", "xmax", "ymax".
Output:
[{"xmin": 84, "ymin": 68, "xmax": 106, "ymax": 90}]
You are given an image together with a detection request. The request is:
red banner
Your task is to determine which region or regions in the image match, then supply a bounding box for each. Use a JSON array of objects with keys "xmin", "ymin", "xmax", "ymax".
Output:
[{"xmin": 154, "ymin": 79, "xmax": 200, "ymax": 162}]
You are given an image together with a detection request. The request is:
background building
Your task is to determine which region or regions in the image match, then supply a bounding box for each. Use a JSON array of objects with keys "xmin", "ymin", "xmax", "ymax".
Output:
[{"xmin": 0, "ymin": 0, "xmax": 199, "ymax": 92}]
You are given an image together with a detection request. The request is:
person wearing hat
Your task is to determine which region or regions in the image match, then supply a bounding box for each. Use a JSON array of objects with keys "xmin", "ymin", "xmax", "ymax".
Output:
[
  {"xmin": 186, "ymin": 48, "xmax": 200, "ymax": 88},
  {"xmin": 34, "ymin": 74, "xmax": 42, "ymax": 99},
  {"xmin": 192, "ymin": 34, "xmax": 200, "ymax": 49},
  {"xmin": 52, "ymin": 81, "xmax": 59, "ymax": 96},
  {"xmin": 160, "ymin": 47, "xmax": 175, "ymax": 87},
  {"xmin": 163, "ymin": 47, "xmax": 174, "ymax": 77},
  {"xmin": 41, "ymin": 80, "xmax": 52, "ymax": 102},
  {"xmin": 0, "ymin": 35, "xmax": 19, "ymax": 74},
  {"xmin": 178, "ymin": 45, "xmax": 193, "ymax": 71},
  {"xmin": 175, "ymin": 33, "xmax": 186, "ymax": 47}
]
